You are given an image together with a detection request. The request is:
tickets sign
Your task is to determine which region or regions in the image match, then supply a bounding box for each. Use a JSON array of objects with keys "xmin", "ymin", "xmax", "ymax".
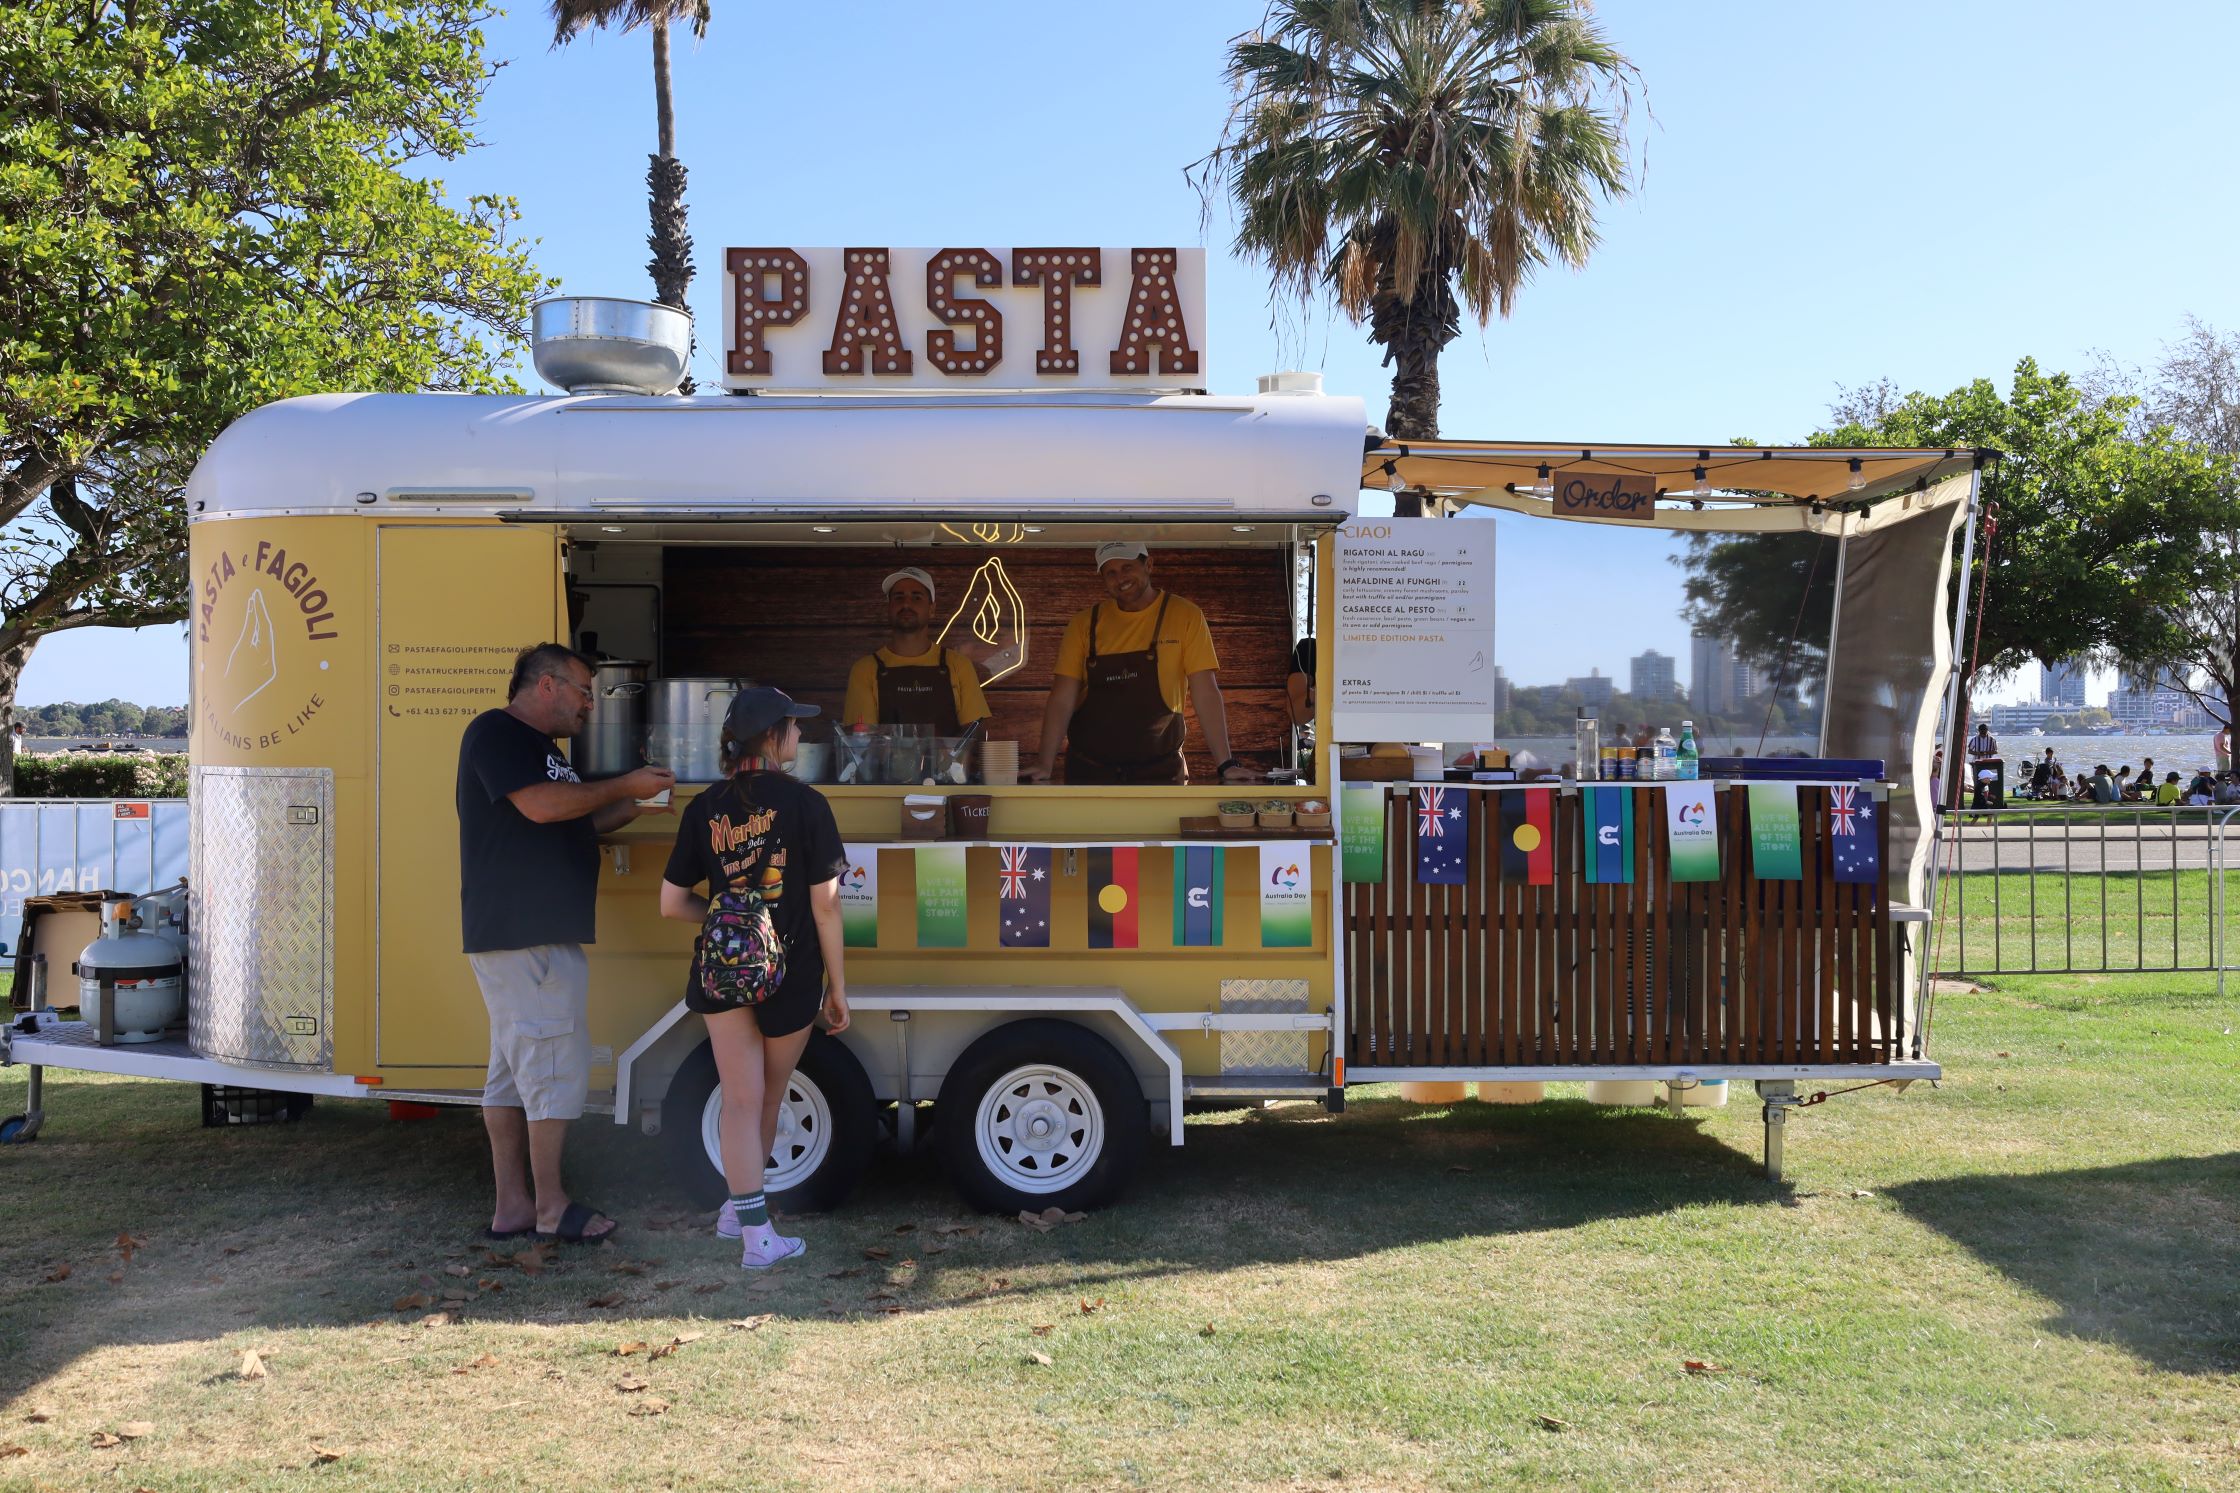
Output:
[{"xmin": 722, "ymin": 247, "xmax": 1206, "ymax": 390}]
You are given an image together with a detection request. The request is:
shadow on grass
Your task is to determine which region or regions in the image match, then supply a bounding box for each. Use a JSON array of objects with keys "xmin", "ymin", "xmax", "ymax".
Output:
[
  {"xmin": 1888, "ymin": 1153, "xmax": 2240, "ymax": 1376},
  {"xmin": 0, "ymin": 1071, "xmax": 1778, "ymax": 1399}
]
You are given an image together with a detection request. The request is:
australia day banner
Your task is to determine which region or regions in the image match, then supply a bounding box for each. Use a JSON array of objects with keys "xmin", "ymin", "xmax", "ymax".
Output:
[
  {"xmin": 914, "ymin": 844, "xmax": 969, "ymax": 949},
  {"xmin": 1663, "ymin": 782, "xmax": 1721, "ymax": 882},
  {"xmin": 1259, "ymin": 843, "xmax": 1313, "ymax": 948},
  {"xmin": 1340, "ymin": 785, "xmax": 1388, "ymax": 883},
  {"xmin": 838, "ymin": 846, "xmax": 879, "ymax": 948},
  {"xmin": 1746, "ymin": 784, "xmax": 1804, "ymax": 880},
  {"xmin": 998, "ymin": 844, "xmax": 1052, "ymax": 948}
]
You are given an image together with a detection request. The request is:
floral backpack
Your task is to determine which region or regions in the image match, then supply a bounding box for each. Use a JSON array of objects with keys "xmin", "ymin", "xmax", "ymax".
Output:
[{"xmin": 699, "ymin": 857, "xmax": 787, "ymax": 1009}]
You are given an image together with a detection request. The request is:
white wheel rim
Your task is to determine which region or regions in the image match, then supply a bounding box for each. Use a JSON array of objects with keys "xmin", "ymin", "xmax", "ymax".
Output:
[
  {"xmin": 700, "ymin": 1070, "xmax": 832, "ymax": 1195},
  {"xmin": 973, "ymin": 1063, "xmax": 1104, "ymax": 1196}
]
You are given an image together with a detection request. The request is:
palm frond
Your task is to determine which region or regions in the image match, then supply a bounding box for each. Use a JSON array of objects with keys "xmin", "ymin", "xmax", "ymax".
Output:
[{"xmin": 549, "ymin": 0, "xmax": 711, "ymax": 47}]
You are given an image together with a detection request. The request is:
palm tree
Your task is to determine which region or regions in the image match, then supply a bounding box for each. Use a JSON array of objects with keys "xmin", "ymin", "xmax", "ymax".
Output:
[
  {"xmin": 550, "ymin": 0, "xmax": 712, "ymax": 319},
  {"xmin": 1197, "ymin": 0, "xmax": 1638, "ymax": 462}
]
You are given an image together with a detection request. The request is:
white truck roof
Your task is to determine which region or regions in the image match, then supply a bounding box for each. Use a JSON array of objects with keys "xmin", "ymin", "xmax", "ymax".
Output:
[{"xmin": 184, "ymin": 389, "xmax": 1369, "ymax": 521}]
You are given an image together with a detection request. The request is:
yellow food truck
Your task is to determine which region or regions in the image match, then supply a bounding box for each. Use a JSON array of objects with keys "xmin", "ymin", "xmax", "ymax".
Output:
[{"xmin": 4, "ymin": 266, "xmax": 1977, "ymax": 1207}]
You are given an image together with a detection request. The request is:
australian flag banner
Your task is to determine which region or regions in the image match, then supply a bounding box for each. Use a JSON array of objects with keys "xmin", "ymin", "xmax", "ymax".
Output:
[
  {"xmin": 997, "ymin": 845, "xmax": 1053, "ymax": 948},
  {"xmin": 1414, "ymin": 786, "xmax": 1468, "ymax": 885},
  {"xmin": 1829, "ymin": 783, "xmax": 1881, "ymax": 885}
]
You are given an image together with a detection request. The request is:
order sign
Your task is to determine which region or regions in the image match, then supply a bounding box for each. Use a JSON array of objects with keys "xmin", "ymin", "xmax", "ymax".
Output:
[{"xmin": 1333, "ymin": 518, "xmax": 1496, "ymax": 742}]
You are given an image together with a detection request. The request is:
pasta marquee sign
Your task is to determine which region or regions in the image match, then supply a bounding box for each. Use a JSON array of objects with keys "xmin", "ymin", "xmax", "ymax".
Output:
[{"xmin": 722, "ymin": 246, "xmax": 1207, "ymax": 390}]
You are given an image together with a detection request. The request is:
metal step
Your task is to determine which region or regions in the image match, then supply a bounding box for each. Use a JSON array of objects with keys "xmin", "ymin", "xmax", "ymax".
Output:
[{"xmin": 1183, "ymin": 1073, "xmax": 1327, "ymax": 1100}]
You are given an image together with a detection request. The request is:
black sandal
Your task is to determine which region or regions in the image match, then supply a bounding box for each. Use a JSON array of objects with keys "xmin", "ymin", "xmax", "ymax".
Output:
[
  {"xmin": 532, "ymin": 1201, "xmax": 619, "ymax": 1244},
  {"xmin": 482, "ymin": 1224, "xmax": 534, "ymax": 1241}
]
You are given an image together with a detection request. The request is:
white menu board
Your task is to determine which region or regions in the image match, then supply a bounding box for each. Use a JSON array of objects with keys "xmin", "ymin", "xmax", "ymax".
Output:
[{"xmin": 1332, "ymin": 517, "xmax": 1496, "ymax": 742}]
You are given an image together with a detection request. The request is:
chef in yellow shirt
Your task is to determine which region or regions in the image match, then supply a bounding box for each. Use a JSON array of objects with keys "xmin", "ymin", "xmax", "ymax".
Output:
[
  {"xmin": 1026, "ymin": 542, "xmax": 1257, "ymax": 786},
  {"xmin": 840, "ymin": 568, "xmax": 991, "ymax": 733}
]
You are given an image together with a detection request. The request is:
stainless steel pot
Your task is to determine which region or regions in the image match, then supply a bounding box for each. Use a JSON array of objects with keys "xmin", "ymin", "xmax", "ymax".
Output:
[
  {"xmin": 577, "ymin": 658, "xmax": 649, "ymax": 780},
  {"xmin": 647, "ymin": 675, "xmax": 751, "ymax": 783}
]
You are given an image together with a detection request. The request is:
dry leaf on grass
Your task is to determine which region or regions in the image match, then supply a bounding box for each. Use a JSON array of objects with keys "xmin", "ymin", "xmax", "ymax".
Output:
[
  {"xmin": 418, "ymin": 1312, "xmax": 459, "ymax": 1328},
  {"xmin": 862, "ymin": 1246, "xmax": 892, "ymax": 1261},
  {"xmin": 932, "ymin": 1221, "xmax": 981, "ymax": 1237},
  {"xmin": 616, "ymin": 1375, "xmax": 650, "ymax": 1393},
  {"xmin": 1200, "ymin": 1323, "xmax": 1216, "ymax": 1337},
  {"xmin": 647, "ymin": 1332, "xmax": 705, "ymax": 1360},
  {"xmin": 922, "ymin": 1242, "xmax": 949, "ymax": 1256},
  {"xmin": 222, "ymin": 1245, "xmax": 243, "ymax": 1256},
  {"xmin": 444, "ymin": 1264, "xmax": 472, "ymax": 1278},
  {"xmin": 609, "ymin": 1261, "xmax": 649, "ymax": 1277},
  {"xmin": 451, "ymin": 1354, "xmax": 499, "ymax": 1375},
  {"xmin": 24, "ymin": 1409, "xmax": 53, "ymax": 1424},
  {"xmin": 238, "ymin": 1350, "xmax": 269, "ymax": 1380},
  {"xmin": 392, "ymin": 1292, "xmax": 432, "ymax": 1312},
  {"xmin": 1849, "ymin": 1189, "xmax": 1875, "ymax": 1199},
  {"xmin": 1078, "ymin": 1298, "xmax": 1105, "ymax": 1316},
  {"xmin": 585, "ymin": 1293, "xmax": 625, "ymax": 1310},
  {"xmin": 691, "ymin": 1282, "xmax": 726, "ymax": 1296},
  {"xmin": 478, "ymin": 1278, "xmax": 503, "ymax": 1293},
  {"xmin": 628, "ymin": 1397, "xmax": 669, "ymax": 1418},
  {"xmin": 1536, "ymin": 1414, "xmax": 1568, "ymax": 1432},
  {"xmin": 310, "ymin": 1444, "xmax": 345, "ymax": 1464},
  {"xmin": 726, "ymin": 1314, "xmax": 774, "ymax": 1332},
  {"xmin": 1445, "ymin": 1165, "xmax": 1473, "ymax": 1174},
  {"xmin": 1025, "ymin": 1350, "xmax": 1054, "ymax": 1367},
  {"xmin": 1682, "ymin": 1360, "xmax": 1728, "ymax": 1375},
  {"xmin": 612, "ymin": 1341, "xmax": 648, "ymax": 1357},
  {"xmin": 41, "ymin": 1264, "xmax": 70, "ymax": 1284},
  {"xmin": 892, "ymin": 1223, "xmax": 917, "ymax": 1234},
  {"xmin": 117, "ymin": 1422, "xmax": 153, "ymax": 1440},
  {"xmin": 106, "ymin": 1272, "xmax": 124, "ymax": 1285},
  {"xmin": 1031, "ymin": 1324, "xmax": 1055, "ymax": 1338},
  {"xmin": 653, "ymin": 1281, "xmax": 682, "ymax": 1292},
  {"xmin": 89, "ymin": 1432, "xmax": 122, "ymax": 1449},
  {"xmin": 822, "ymin": 1266, "xmax": 861, "ymax": 1280},
  {"xmin": 1016, "ymin": 1207, "xmax": 1086, "ymax": 1232},
  {"xmin": 115, "ymin": 1232, "xmax": 146, "ymax": 1263},
  {"xmin": 1, "ymin": 1445, "xmax": 26, "ymax": 1459}
]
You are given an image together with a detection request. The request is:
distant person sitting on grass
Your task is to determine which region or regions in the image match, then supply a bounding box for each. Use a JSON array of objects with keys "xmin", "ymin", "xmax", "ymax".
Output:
[
  {"xmin": 2219, "ymin": 774, "xmax": 2240, "ymax": 806},
  {"xmin": 2155, "ymin": 771, "xmax": 2182, "ymax": 806},
  {"xmin": 2115, "ymin": 765, "xmax": 2138, "ymax": 801},
  {"xmin": 2091, "ymin": 765, "xmax": 2119, "ymax": 804},
  {"xmin": 2187, "ymin": 770, "xmax": 2216, "ymax": 805}
]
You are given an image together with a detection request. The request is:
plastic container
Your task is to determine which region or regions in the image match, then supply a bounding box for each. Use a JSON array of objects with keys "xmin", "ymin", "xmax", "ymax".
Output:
[
  {"xmin": 1584, "ymin": 1079, "xmax": 1660, "ymax": 1106},
  {"xmin": 1677, "ymin": 721, "xmax": 1699, "ymax": 781},
  {"xmin": 1397, "ymin": 1081, "xmax": 1471, "ymax": 1104},
  {"xmin": 1406, "ymin": 745, "xmax": 1444, "ymax": 780},
  {"xmin": 1474, "ymin": 1080, "xmax": 1546, "ymax": 1105},
  {"xmin": 1574, "ymin": 709, "xmax": 1599, "ymax": 783},
  {"xmin": 1656, "ymin": 1078, "xmax": 1729, "ymax": 1108}
]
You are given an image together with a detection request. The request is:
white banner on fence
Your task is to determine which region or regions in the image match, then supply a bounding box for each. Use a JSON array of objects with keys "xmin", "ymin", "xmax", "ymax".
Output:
[{"xmin": 0, "ymin": 799, "xmax": 190, "ymax": 954}]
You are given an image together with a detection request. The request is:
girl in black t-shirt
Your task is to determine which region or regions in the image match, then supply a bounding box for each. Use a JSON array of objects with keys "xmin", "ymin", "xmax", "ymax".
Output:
[{"xmin": 659, "ymin": 687, "xmax": 850, "ymax": 1270}]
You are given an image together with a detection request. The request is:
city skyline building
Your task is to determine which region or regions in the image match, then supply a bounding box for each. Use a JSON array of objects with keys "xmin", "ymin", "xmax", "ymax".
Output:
[
  {"xmin": 1566, "ymin": 668, "xmax": 1616, "ymax": 708},
  {"xmin": 2043, "ymin": 657, "xmax": 2089, "ymax": 708},
  {"xmin": 1630, "ymin": 649, "xmax": 1678, "ymax": 703}
]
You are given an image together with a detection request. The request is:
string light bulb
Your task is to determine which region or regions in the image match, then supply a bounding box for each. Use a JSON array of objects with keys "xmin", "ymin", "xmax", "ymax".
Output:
[
  {"xmin": 1692, "ymin": 465, "xmax": 1710, "ymax": 500},
  {"xmin": 1847, "ymin": 456, "xmax": 1867, "ymax": 492}
]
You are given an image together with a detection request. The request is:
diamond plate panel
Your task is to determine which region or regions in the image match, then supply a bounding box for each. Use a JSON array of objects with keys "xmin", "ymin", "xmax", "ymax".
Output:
[
  {"xmin": 1219, "ymin": 977, "xmax": 1311, "ymax": 1075},
  {"xmin": 189, "ymin": 767, "xmax": 333, "ymax": 1070}
]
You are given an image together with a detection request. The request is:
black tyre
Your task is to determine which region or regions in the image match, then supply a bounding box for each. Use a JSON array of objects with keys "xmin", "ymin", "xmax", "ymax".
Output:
[
  {"xmin": 933, "ymin": 1018, "xmax": 1148, "ymax": 1214},
  {"xmin": 659, "ymin": 1032, "xmax": 878, "ymax": 1213}
]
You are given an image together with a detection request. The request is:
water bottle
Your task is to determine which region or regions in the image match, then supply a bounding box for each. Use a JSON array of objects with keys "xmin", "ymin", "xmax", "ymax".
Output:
[
  {"xmin": 1677, "ymin": 720, "xmax": 1699, "ymax": 780},
  {"xmin": 1574, "ymin": 707, "xmax": 1600, "ymax": 782},
  {"xmin": 1654, "ymin": 727, "xmax": 1677, "ymax": 780}
]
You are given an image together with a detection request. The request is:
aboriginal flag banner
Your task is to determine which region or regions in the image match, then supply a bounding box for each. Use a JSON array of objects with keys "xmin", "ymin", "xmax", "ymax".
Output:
[
  {"xmin": 1498, "ymin": 788, "xmax": 1555, "ymax": 885},
  {"xmin": 1086, "ymin": 846, "xmax": 1140, "ymax": 949},
  {"xmin": 998, "ymin": 845, "xmax": 1053, "ymax": 948}
]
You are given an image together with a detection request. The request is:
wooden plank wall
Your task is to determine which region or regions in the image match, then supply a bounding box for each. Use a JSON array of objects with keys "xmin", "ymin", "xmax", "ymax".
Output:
[
  {"xmin": 663, "ymin": 546, "xmax": 1295, "ymax": 782},
  {"xmin": 1342, "ymin": 785, "xmax": 1896, "ymax": 1067}
]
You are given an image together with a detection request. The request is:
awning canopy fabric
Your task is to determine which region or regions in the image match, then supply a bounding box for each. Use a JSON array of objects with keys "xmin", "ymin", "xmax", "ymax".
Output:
[{"xmin": 1365, "ymin": 440, "xmax": 1984, "ymax": 510}]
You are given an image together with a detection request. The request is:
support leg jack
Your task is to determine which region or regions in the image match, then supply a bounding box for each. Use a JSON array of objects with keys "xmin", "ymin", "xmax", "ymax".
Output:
[{"xmin": 1756, "ymin": 1078, "xmax": 1798, "ymax": 1182}]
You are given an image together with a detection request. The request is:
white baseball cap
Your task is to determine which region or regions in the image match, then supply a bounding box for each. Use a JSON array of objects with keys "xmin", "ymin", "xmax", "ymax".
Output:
[
  {"xmin": 882, "ymin": 567, "xmax": 935, "ymax": 600},
  {"xmin": 1094, "ymin": 540, "xmax": 1149, "ymax": 570}
]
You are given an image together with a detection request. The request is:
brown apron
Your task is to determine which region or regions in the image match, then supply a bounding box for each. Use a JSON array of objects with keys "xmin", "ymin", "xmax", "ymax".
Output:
[
  {"xmin": 873, "ymin": 652, "xmax": 963, "ymax": 734},
  {"xmin": 1064, "ymin": 595, "xmax": 1186, "ymax": 785}
]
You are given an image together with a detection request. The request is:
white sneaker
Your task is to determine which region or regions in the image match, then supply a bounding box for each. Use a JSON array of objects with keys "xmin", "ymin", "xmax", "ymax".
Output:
[
  {"xmin": 739, "ymin": 1226, "xmax": 806, "ymax": 1271},
  {"xmin": 717, "ymin": 1200, "xmax": 800, "ymax": 1247}
]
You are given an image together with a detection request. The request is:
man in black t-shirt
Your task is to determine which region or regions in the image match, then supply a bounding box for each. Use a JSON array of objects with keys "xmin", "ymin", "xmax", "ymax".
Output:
[{"xmin": 456, "ymin": 643, "xmax": 674, "ymax": 1244}]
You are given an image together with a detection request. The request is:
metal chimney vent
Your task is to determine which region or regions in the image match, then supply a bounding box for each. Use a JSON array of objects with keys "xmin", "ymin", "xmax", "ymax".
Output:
[{"xmin": 531, "ymin": 296, "xmax": 692, "ymax": 396}]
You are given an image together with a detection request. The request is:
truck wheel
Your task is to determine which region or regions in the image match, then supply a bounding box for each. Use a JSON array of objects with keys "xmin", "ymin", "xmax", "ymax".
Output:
[
  {"xmin": 660, "ymin": 1032, "xmax": 877, "ymax": 1214},
  {"xmin": 934, "ymin": 1019, "xmax": 1147, "ymax": 1214}
]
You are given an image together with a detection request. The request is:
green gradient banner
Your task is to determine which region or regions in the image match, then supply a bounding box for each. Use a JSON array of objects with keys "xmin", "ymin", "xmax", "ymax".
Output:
[
  {"xmin": 1663, "ymin": 783, "xmax": 1721, "ymax": 883},
  {"xmin": 1259, "ymin": 843, "xmax": 1313, "ymax": 948},
  {"xmin": 914, "ymin": 845, "xmax": 968, "ymax": 948},
  {"xmin": 838, "ymin": 846, "xmax": 879, "ymax": 947},
  {"xmin": 1746, "ymin": 784, "xmax": 1803, "ymax": 880},
  {"xmin": 1340, "ymin": 786, "xmax": 1387, "ymax": 882}
]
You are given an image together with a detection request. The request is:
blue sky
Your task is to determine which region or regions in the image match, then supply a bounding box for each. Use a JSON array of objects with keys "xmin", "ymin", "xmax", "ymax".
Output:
[{"xmin": 27, "ymin": 0, "xmax": 2240, "ymax": 710}]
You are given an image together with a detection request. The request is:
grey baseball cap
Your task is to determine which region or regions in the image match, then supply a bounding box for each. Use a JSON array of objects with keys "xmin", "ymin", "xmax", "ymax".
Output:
[{"xmin": 724, "ymin": 686, "xmax": 820, "ymax": 740}]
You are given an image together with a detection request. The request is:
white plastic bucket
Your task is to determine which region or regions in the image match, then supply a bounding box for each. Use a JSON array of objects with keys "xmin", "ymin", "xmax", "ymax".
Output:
[
  {"xmin": 1584, "ymin": 1079, "xmax": 1660, "ymax": 1106},
  {"xmin": 1396, "ymin": 1081, "xmax": 1470, "ymax": 1104},
  {"xmin": 1656, "ymin": 1079, "xmax": 1729, "ymax": 1108},
  {"xmin": 1473, "ymin": 1081, "xmax": 1546, "ymax": 1105}
]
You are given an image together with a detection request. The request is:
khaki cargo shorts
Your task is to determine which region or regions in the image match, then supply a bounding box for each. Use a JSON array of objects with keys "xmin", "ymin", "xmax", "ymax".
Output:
[{"xmin": 467, "ymin": 943, "xmax": 592, "ymax": 1122}]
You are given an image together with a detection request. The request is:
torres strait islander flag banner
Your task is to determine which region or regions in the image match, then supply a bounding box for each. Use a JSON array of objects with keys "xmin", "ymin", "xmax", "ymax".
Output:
[
  {"xmin": 1414, "ymin": 786, "xmax": 1468, "ymax": 885},
  {"xmin": 1258, "ymin": 843, "xmax": 1313, "ymax": 947},
  {"xmin": 1497, "ymin": 788, "xmax": 1555, "ymax": 885},
  {"xmin": 1829, "ymin": 783, "xmax": 1882, "ymax": 885},
  {"xmin": 997, "ymin": 845, "xmax": 1053, "ymax": 948},
  {"xmin": 1746, "ymin": 783, "xmax": 1805, "ymax": 880},
  {"xmin": 1582, "ymin": 787, "xmax": 1635, "ymax": 885},
  {"xmin": 1086, "ymin": 847, "xmax": 1139, "ymax": 949},
  {"xmin": 913, "ymin": 845, "xmax": 969, "ymax": 949},
  {"xmin": 838, "ymin": 846, "xmax": 879, "ymax": 947},
  {"xmin": 1172, "ymin": 845, "xmax": 1225, "ymax": 947},
  {"xmin": 1663, "ymin": 782, "xmax": 1722, "ymax": 882}
]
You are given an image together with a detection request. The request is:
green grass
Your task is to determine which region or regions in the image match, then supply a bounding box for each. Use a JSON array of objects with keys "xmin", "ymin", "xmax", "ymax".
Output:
[
  {"xmin": 1930, "ymin": 868, "xmax": 2240, "ymax": 974},
  {"xmin": 3, "ymin": 976, "xmax": 2237, "ymax": 1490}
]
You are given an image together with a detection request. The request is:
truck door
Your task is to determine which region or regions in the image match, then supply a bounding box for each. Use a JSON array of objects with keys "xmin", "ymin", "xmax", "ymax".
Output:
[{"xmin": 374, "ymin": 523, "xmax": 563, "ymax": 1072}]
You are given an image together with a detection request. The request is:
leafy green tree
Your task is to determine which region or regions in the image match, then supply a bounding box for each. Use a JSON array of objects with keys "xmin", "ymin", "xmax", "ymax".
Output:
[
  {"xmin": 1195, "ymin": 0, "xmax": 1638, "ymax": 489},
  {"xmin": 0, "ymin": 0, "xmax": 549, "ymax": 792},
  {"xmin": 1676, "ymin": 532, "xmax": 1840, "ymax": 702}
]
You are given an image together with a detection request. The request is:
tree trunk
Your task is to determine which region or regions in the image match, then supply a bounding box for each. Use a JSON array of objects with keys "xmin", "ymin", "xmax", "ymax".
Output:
[
  {"xmin": 0, "ymin": 639, "xmax": 29, "ymax": 799},
  {"xmin": 645, "ymin": 14, "xmax": 695, "ymax": 392},
  {"xmin": 1369, "ymin": 269, "xmax": 1460, "ymax": 517}
]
